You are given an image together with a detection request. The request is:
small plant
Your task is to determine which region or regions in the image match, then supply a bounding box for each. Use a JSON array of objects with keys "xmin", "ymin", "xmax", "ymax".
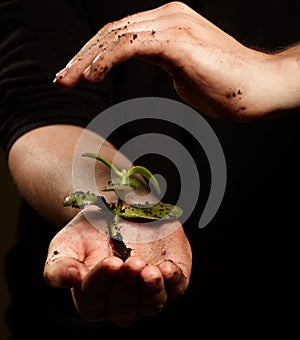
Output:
[{"xmin": 63, "ymin": 153, "xmax": 182, "ymax": 261}]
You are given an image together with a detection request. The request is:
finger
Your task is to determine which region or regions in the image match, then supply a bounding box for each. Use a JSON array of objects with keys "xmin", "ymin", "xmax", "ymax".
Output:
[
  {"xmin": 53, "ymin": 29, "xmax": 109, "ymax": 89},
  {"xmin": 54, "ymin": 21, "xmax": 160, "ymax": 88},
  {"xmin": 138, "ymin": 264, "xmax": 167, "ymax": 316},
  {"xmin": 44, "ymin": 229, "xmax": 87, "ymax": 287},
  {"xmin": 53, "ymin": 5, "xmax": 161, "ymax": 88},
  {"xmin": 107, "ymin": 256, "xmax": 147, "ymax": 326},
  {"xmin": 83, "ymin": 28, "xmax": 179, "ymax": 84},
  {"xmin": 159, "ymin": 260, "xmax": 188, "ymax": 300},
  {"xmin": 53, "ymin": 2, "xmax": 195, "ymax": 88},
  {"xmin": 69, "ymin": 10, "xmax": 202, "ymax": 84},
  {"xmin": 44, "ymin": 254, "xmax": 88, "ymax": 288},
  {"xmin": 72, "ymin": 256, "xmax": 124, "ymax": 322}
]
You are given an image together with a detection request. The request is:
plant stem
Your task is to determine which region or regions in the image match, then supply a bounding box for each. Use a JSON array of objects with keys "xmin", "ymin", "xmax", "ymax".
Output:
[
  {"xmin": 109, "ymin": 197, "xmax": 122, "ymax": 240},
  {"xmin": 108, "ymin": 197, "xmax": 132, "ymax": 261}
]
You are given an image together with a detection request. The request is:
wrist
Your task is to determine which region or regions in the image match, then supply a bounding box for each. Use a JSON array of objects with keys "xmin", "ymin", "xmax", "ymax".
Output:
[
  {"xmin": 273, "ymin": 50, "xmax": 300, "ymax": 112},
  {"xmin": 220, "ymin": 47, "xmax": 300, "ymax": 121},
  {"xmin": 257, "ymin": 47, "xmax": 300, "ymax": 118}
]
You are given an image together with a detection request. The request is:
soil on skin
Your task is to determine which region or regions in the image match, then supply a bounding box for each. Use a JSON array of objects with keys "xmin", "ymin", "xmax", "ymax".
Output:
[{"xmin": 111, "ymin": 238, "xmax": 132, "ymax": 261}]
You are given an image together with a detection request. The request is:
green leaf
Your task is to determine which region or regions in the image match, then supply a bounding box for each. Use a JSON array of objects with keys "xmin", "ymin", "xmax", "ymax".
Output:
[
  {"xmin": 125, "ymin": 166, "xmax": 161, "ymax": 195},
  {"xmin": 102, "ymin": 177, "xmax": 141, "ymax": 191},
  {"xmin": 63, "ymin": 191, "xmax": 102, "ymax": 208},
  {"xmin": 119, "ymin": 203, "xmax": 183, "ymax": 220}
]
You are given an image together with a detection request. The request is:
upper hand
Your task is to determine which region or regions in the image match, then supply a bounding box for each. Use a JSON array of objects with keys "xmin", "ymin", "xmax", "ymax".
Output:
[
  {"xmin": 43, "ymin": 207, "xmax": 192, "ymax": 326},
  {"xmin": 53, "ymin": 1, "xmax": 289, "ymax": 121}
]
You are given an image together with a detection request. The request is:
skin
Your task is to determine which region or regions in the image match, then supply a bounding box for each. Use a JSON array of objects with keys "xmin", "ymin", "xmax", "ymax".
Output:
[
  {"xmin": 54, "ymin": 1, "xmax": 300, "ymax": 121},
  {"xmin": 8, "ymin": 0, "xmax": 300, "ymax": 328},
  {"xmin": 8, "ymin": 124, "xmax": 192, "ymax": 326},
  {"xmin": 44, "ymin": 209, "xmax": 191, "ymax": 325}
]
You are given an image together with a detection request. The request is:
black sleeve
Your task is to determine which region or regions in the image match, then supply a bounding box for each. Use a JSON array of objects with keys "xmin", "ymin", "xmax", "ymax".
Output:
[{"xmin": 0, "ymin": 0, "xmax": 113, "ymax": 159}]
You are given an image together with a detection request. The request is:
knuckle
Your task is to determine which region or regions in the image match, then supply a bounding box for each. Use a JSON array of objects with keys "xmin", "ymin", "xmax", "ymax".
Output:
[{"xmin": 163, "ymin": 1, "xmax": 189, "ymax": 13}]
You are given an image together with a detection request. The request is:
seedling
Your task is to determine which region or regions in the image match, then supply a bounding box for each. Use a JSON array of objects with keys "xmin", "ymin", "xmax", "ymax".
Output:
[{"xmin": 64, "ymin": 153, "xmax": 182, "ymax": 261}]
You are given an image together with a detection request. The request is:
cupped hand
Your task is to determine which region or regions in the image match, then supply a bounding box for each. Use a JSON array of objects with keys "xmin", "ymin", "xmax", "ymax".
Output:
[
  {"xmin": 54, "ymin": 1, "xmax": 282, "ymax": 121},
  {"xmin": 43, "ymin": 207, "xmax": 192, "ymax": 326}
]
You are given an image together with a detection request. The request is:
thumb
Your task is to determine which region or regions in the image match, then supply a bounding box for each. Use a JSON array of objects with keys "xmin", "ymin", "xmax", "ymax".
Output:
[{"xmin": 44, "ymin": 255, "xmax": 89, "ymax": 288}]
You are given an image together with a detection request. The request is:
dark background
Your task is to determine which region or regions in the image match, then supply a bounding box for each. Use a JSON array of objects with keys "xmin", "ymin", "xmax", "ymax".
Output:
[
  {"xmin": 1, "ymin": 1, "xmax": 300, "ymax": 338},
  {"xmin": 0, "ymin": 151, "xmax": 20, "ymax": 339}
]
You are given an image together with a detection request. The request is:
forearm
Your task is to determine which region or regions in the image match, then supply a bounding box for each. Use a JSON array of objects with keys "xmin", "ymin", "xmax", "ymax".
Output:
[
  {"xmin": 212, "ymin": 43, "xmax": 300, "ymax": 120},
  {"xmin": 53, "ymin": 2, "xmax": 300, "ymax": 121},
  {"xmin": 268, "ymin": 43, "xmax": 300, "ymax": 115},
  {"xmin": 7, "ymin": 124, "xmax": 130, "ymax": 227},
  {"xmin": 192, "ymin": 41, "xmax": 300, "ymax": 120}
]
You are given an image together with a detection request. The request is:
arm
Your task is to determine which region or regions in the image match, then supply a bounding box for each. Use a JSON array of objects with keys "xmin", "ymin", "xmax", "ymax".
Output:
[
  {"xmin": 2, "ymin": 0, "xmax": 192, "ymax": 326},
  {"xmin": 7, "ymin": 124, "xmax": 124, "ymax": 227},
  {"xmin": 8, "ymin": 124, "xmax": 192, "ymax": 326},
  {"xmin": 54, "ymin": 1, "xmax": 300, "ymax": 121}
]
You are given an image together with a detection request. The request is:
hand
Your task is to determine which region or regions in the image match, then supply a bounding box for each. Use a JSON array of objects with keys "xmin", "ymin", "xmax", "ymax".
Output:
[
  {"xmin": 53, "ymin": 1, "xmax": 291, "ymax": 121},
  {"xmin": 44, "ymin": 207, "xmax": 192, "ymax": 326}
]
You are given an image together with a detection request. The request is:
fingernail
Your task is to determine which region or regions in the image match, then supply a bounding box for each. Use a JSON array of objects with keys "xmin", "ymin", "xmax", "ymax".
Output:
[
  {"xmin": 83, "ymin": 65, "xmax": 91, "ymax": 77},
  {"xmin": 55, "ymin": 68, "xmax": 69, "ymax": 81}
]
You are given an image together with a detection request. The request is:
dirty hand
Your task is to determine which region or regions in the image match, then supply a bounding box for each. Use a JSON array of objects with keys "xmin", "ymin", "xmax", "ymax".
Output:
[
  {"xmin": 54, "ymin": 1, "xmax": 292, "ymax": 121},
  {"xmin": 43, "ymin": 207, "xmax": 192, "ymax": 326}
]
